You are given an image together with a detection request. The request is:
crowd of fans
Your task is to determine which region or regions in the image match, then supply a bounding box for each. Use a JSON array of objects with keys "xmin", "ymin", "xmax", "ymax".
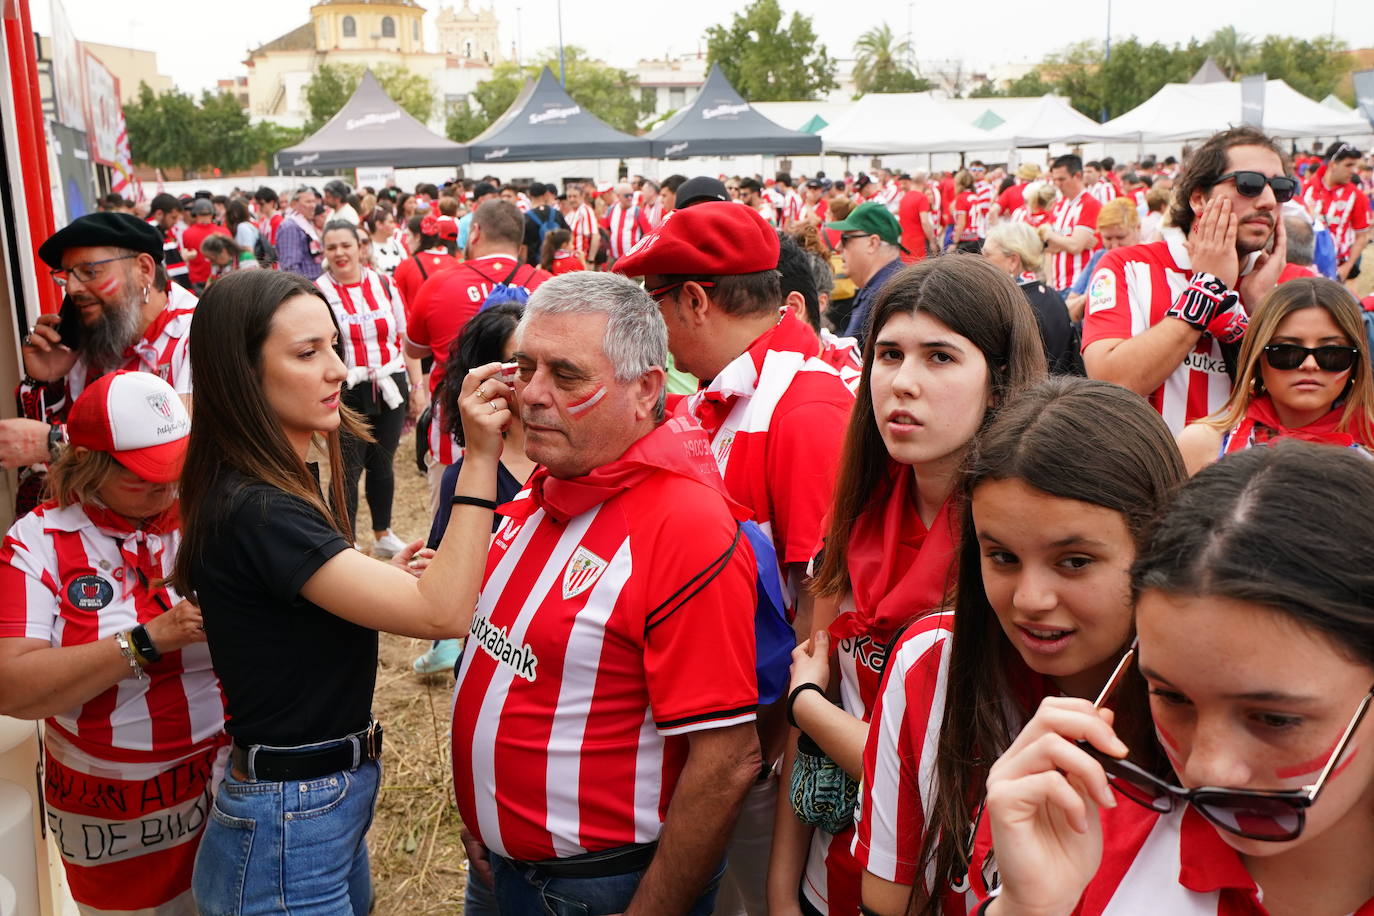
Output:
[{"xmin": 2, "ymin": 125, "xmax": 1374, "ymax": 916}]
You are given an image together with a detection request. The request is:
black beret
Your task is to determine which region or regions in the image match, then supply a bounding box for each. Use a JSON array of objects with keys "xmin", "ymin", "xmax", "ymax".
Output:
[
  {"xmin": 676, "ymin": 176, "xmax": 730, "ymax": 209},
  {"xmin": 38, "ymin": 212, "xmax": 164, "ymax": 270}
]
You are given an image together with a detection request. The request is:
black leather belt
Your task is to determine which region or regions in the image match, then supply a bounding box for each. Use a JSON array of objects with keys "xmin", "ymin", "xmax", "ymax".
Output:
[
  {"xmin": 230, "ymin": 722, "xmax": 383, "ymax": 782},
  {"xmin": 518, "ymin": 841, "xmax": 658, "ymax": 879}
]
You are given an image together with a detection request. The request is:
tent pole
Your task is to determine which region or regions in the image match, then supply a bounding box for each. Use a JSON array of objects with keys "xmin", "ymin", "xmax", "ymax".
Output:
[{"xmin": 557, "ymin": 0, "xmax": 567, "ymax": 88}]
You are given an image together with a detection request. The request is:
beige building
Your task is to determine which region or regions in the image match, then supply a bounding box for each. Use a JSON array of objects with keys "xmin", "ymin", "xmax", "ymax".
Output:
[{"xmin": 436, "ymin": 0, "xmax": 503, "ymax": 64}]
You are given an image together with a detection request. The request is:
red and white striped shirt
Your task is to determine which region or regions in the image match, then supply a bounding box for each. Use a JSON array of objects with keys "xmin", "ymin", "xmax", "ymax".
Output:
[
  {"xmin": 783, "ymin": 189, "xmax": 805, "ymax": 225},
  {"xmin": 1089, "ymin": 179, "xmax": 1120, "ymax": 205},
  {"xmin": 875, "ymin": 182, "xmax": 902, "ymax": 214},
  {"xmin": 973, "ymin": 181, "xmax": 997, "ymax": 236},
  {"xmin": 854, "ymin": 614, "xmax": 1052, "ymax": 913},
  {"xmin": 1050, "ymin": 190, "xmax": 1103, "ymax": 290},
  {"xmin": 451, "ymin": 420, "xmax": 759, "ymax": 862},
  {"xmin": 1082, "ymin": 239, "xmax": 1247, "ymax": 434},
  {"xmin": 317, "ymin": 267, "xmax": 407, "ymax": 372},
  {"xmin": 255, "ymin": 211, "xmax": 283, "ymax": 246},
  {"xmin": 954, "ymin": 192, "xmax": 982, "ymax": 241},
  {"xmin": 974, "ymin": 803, "xmax": 1374, "ymax": 915},
  {"xmin": 0, "ymin": 502, "xmax": 224, "ymax": 758},
  {"xmin": 567, "ymin": 204, "xmax": 599, "ymax": 259},
  {"xmin": 679, "ymin": 310, "xmax": 854, "ymax": 581},
  {"xmin": 605, "ymin": 203, "xmax": 649, "ymax": 260},
  {"xmin": 1303, "ymin": 170, "xmax": 1372, "ymax": 263}
]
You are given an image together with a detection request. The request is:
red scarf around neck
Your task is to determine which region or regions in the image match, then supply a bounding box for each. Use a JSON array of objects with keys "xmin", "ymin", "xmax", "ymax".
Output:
[
  {"xmin": 502, "ymin": 417, "xmax": 747, "ymax": 525},
  {"xmin": 1226, "ymin": 394, "xmax": 1358, "ymax": 453},
  {"xmin": 829, "ymin": 462, "xmax": 958, "ymax": 642},
  {"xmin": 81, "ymin": 502, "xmax": 180, "ymax": 604}
]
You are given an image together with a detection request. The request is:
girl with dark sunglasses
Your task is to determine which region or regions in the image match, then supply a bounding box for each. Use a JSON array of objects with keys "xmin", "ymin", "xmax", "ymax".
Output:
[
  {"xmin": 854, "ymin": 377, "xmax": 1184, "ymax": 916},
  {"xmin": 1177, "ymin": 277, "xmax": 1374, "ymax": 474},
  {"xmin": 979, "ymin": 441, "xmax": 1374, "ymax": 916}
]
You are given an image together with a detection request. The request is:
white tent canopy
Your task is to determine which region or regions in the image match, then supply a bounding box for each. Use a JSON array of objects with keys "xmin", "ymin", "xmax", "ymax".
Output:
[
  {"xmin": 1098, "ymin": 79, "xmax": 1370, "ymax": 142},
  {"xmin": 820, "ymin": 92, "xmax": 1006, "ymax": 154},
  {"xmin": 750, "ymin": 101, "xmax": 855, "ymax": 133},
  {"xmin": 980, "ymin": 95, "xmax": 1119, "ymax": 146}
]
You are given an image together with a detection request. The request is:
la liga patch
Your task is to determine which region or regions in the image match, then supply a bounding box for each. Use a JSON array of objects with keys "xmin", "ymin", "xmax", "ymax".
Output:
[{"xmin": 66, "ymin": 574, "xmax": 115, "ymax": 610}]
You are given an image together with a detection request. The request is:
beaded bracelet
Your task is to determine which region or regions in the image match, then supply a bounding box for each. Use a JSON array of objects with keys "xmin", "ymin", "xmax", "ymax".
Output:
[{"xmin": 114, "ymin": 631, "xmax": 147, "ymax": 680}]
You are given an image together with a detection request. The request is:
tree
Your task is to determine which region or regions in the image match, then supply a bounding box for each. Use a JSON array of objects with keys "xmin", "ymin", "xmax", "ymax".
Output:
[
  {"xmin": 1205, "ymin": 26, "xmax": 1254, "ymax": 80},
  {"xmin": 451, "ymin": 46, "xmax": 649, "ymax": 139},
  {"xmin": 1250, "ymin": 35, "xmax": 1348, "ymax": 101},
  {"xmin": 852, "ymin": 24, "xmax": 931, "ymax": 95},
  {"xmin": 302, "ymin": 62, "xmax": 437, "ymax": 133},
  {"xmin": 704, "ymin": 0, "xmax": 836, "ymax": 101},
  {"xmin": 124, "ymin": 82, "xmax": 302, "ymax": 175}
]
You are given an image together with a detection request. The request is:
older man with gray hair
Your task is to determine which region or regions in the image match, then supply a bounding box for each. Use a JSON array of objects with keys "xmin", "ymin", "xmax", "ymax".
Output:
[
  {"xmin": 605, "ymin": 182, "xmax": 651, "ymax": 265},
  {"xmin": 451, "ymin": 271, "xmax": 763, "ymax": 915},
  {"xmin": 1277, "ymin": 213, "xmax": 1320, "ymax": 284}
]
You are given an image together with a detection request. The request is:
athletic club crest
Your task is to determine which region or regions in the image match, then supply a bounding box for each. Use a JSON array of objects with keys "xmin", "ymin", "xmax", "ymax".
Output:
[
  {"xmin": 562, "ymin": 546, "xmax": 608, "ymax": 600},
  {"xmin": 146, "ymin": 392, "xmax": 175, "ymax": 420},
  {"xmin": 66, "ymin": 574, "xmax": 114, "ymax": 610}
]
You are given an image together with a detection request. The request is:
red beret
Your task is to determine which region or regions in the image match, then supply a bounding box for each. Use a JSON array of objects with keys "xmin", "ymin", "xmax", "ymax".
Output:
[{"xmin": 613, "ymin": 202, "xmax": 780, "ymax": 278}]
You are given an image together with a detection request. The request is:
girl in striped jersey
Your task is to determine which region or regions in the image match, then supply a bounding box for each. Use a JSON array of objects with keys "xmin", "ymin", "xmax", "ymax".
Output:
[
  {"xmin": 317, "ymin": 220, "xmax": 427, "ymax": 557},
  {"xmin": 1177, "ymin": 278, "xmax": 1374, "ymax": 475},
  {"xmin": 769, "ymin": 256, "xmax": 1048, "ymax": 916},
  {"xmin": 855, "ymin": 378, "xmax": 1186, "ymax": 916},
  {"xmin": 983, "ymin": 442, "xmax": 1374, "ymax": 916}
]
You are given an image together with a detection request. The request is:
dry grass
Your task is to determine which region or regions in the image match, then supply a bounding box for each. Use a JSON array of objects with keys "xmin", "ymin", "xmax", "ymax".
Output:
[{"xmin": 355, "ymin": 442, "xmax": 472, "ymax": 913}]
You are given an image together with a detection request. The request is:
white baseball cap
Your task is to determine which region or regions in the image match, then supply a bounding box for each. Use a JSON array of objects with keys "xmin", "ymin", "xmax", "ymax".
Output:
[{"xmin": 66, "ymin": 371, "xmax": 190, "ymax": 483}]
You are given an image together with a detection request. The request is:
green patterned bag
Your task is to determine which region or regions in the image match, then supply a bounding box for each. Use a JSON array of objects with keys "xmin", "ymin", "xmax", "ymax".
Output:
[{"xmin": 790, "ymin": 731, "xmax": 859, "ymax": 835}]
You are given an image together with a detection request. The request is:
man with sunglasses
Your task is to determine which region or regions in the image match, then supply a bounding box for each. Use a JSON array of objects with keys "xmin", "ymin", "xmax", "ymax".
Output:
[
  {"xmin": 1300, "ymin": 141, "xmax": 1369, "ymax": 291},
  {"xmin": 1, "ymin": 213, "xmax": 197, "ymax": 492},
  {"xmin": 828, "ymin": 202, "xmax": 908, "ymax": 344},
  {"xmin": 1082, "ymin": 126, "xmax": 1293, "ymax": 434}
]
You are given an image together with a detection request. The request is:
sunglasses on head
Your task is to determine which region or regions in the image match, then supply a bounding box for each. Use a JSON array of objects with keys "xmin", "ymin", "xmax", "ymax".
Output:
[
  {"xmin": 1215, "ymin": 170, "xmax": 1299, "ymax": 203},
  {"xmin": 1262, "ymin": 343, "xmax": 1360, "ymax": 372},
  {"xmin": 1079, "ymin": 641, "xmax": 1374, "ymax": 842}
]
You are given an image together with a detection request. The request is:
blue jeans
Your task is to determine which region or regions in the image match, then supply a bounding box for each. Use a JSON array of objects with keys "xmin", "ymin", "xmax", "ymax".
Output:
[
  {"xmin": 192, "ymin": 758, "xmax": 380, "ymax": 915},
  {"xmin": 490, "ymin": 850, "xmax": 723, "ymax": 916}
]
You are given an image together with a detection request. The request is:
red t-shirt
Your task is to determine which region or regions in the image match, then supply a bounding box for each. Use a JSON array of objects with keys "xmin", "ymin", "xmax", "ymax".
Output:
[
  {"xmin": 394, "ymin": 250, "xmax": 459, "ymax": 309},
  {"xmin": 550, "ymin": 250, "xmax": 585, "ymax": 275},
  {"xmin": 898, "ymin": 190, "xmax": 932, "ymax": 262},
  {"xmin": 953, "ymin": 191, "xmax": 981, "ymax": 241},
  {"xmin": 997, "ymin": 181, "xmax": 1027, "ymax": 217},
  {"xmin": 406, "ymin": 254, "xmax": 552, "ymax": 392},
  {"xmin": 182, "ymin": 223, "xmax": 230, "ymax": 285}
]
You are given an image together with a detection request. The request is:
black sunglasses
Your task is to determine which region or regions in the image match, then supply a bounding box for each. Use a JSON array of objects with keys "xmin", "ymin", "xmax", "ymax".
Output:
[
  {"xmin": 1079, "ymin": 641, "xmax": 1374, "ymax": 842},
  {"xmin": 1262, "ymin": 343, "xmax": 1361, "ymax": 373},
  {"xmin": 1215, "ymin": 170, "xmax": 1299, "ymax": 203}
]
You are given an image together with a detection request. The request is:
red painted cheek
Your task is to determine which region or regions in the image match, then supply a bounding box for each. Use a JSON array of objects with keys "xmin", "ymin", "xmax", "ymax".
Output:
[
  {"xmin": 1274, "ymin": 735, "xmax": 1357, "ymax": 781},
  {"xmin": 565, "ymin": 385, "xmax": 607, "ymax": 419},
  {"xmin": 88, "ymin": 276, "xmax": 122, "ymax": 298}
]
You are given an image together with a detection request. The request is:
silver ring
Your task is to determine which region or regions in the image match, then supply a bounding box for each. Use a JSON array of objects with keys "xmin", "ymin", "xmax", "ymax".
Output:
[{"xmin": 490, "ymin": 400, "xmax": 500, "ymax": 413}]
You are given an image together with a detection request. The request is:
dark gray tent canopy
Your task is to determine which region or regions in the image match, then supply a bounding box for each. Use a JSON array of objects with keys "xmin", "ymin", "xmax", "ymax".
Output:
[
  {"xmin": 646, "ymin": 64, "xmax": 823, "ymax": 159},
  {"xmin": 274, "ymin": 70, "xmax": 469, "ymax": 172},
  {"xmin": 462, "ymin": 67, "xmax": 651, "ymax": 163}
]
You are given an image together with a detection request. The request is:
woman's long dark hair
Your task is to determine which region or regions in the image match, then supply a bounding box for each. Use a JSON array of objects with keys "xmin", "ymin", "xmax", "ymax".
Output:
[
  {"xmin": 440, "ymin": 304, "xmax": 524, "ymax": 444},
  {"xmin": 814, "ymin": 254, "xmax": 1048, "ymax": 598},
  {"xmin": 914, "ymin": 377, "xmax": 1185, "ymax": 915},
  {"xmin": 173, "ymin": 270, "xmax": 370, "ymax": 597},
  {"xmin": 1134, "ymin": 440, "xmax": 1374, "ymax": 670},
  {"xmin": 539, "ymin": 228, "xmax": 572, "ymax": 273}
]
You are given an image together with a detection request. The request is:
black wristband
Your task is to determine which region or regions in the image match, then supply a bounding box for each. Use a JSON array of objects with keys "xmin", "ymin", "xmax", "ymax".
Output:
[
  {"xmin": 450, "ymin": 495, "xmax": 498, "ymax": 510},
  {"xmin": 787, "ymin": 682, "xmax": 826, "ymax": 730},
  {"xmin": 129, "ymin": 624, "xmax": 161, "ymax": 664}
]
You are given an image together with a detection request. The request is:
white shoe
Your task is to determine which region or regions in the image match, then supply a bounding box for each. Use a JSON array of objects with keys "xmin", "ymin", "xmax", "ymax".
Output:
[{"xmin": 372, "ymin": 531, "xmax": 408, "ymax": 559}]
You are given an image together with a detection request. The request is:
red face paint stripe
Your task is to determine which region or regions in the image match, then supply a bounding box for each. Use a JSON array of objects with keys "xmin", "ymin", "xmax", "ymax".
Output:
[
  {"xmin": 1155, "ymin": 723, "xmax": 1182, "ymax": 752},
  {"xmin": 1274, "ymin": 733, "xmax": 1355, "ymax": 780},
  {"xmin": 566, "ymin": 385, "xmax": 606, "ymax": 417}
]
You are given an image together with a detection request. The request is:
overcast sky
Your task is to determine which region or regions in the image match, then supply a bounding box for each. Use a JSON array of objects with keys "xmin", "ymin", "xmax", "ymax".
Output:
[{"xmin": 32, "ymin": 0, "xmax": 1371, "ymax": 96}]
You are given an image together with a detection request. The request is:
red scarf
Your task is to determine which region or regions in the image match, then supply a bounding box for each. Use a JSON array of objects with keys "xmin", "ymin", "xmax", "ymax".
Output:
[
  {"xmin": 829, "ymin": 463, "xmax": 958, "ymax": 641},
  {"xmin": 1226, "ymin": 394, "xmax": 1358, "ymax": 453},
  {"xmin": 502, "ymin": 417, "xmax": 748, "ymax": 525},
  {"xmin": 81, "ymin": 503, "xmax": 180, "ymax": 605},
  {"xmin": 689, "ymin": 310, "xmax": 823, "ymax": 439}
]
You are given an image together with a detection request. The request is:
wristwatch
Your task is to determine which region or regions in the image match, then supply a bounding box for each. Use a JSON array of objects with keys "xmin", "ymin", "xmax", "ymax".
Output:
[{"xmin": 129, "ymin": 624, "xmax": 161, "ymax": 665}]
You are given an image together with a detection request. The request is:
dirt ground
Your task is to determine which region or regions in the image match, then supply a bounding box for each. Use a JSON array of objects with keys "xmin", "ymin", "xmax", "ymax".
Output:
[{"xmin": 355, "ymin": 440, "xmax": 473, "ymax": 913}]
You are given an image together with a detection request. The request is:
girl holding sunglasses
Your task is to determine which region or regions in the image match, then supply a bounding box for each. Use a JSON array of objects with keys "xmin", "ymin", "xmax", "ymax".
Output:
[
  {"xmin": 1177, "ymin": 277, "xmax": 1374, "ymax": 474},
  {"xmin": 854, "ymin": 377, "xmax": 1184, "ymax": 916},
  {"xmin": 980, "ymin": 441, "xmax": 1374, "ymax": 916}
]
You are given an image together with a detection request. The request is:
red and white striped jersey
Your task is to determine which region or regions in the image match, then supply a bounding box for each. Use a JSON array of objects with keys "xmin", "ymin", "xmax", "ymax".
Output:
[
  {"xmin": 451, "ymin": 422, "xmax": 759, "ymax": 862},
  {"xmin": 783, "ymin": 189, "xmax": 805, "ymax": 225},
  {"xmin": 642, "ymin": 201, "xmax": 664, "ymax": 229},
  {"xmin": 875, "ymin": 182, "xmax": 902, "ymax": 214},
  {"xmin": 317, "ymin": 267, "xmax": 407, "ymax": 372},
  {"xmin": 605, "ymin": 203, "xmax": 648, "ymax": 259},
  {"xmin": 567, "ymin": 204, "xmax": 599, "ymax": 259},
  {"xmin": 754, "ymin": 198, "xmax": 780, "ymax": 228},
  {"xmin": 429, "ymin": 399, "xmax": 461, "ymax": 465},
  {"xmin": 973, "ymin": 181, "xmax": 997, "ymax": 236},
  {"xmin": 1089, "ymin": 180, "xmax": 1120, "ymax": 205},
  {"xmin": 854, "ymin": 613, "xmax": 1052, "ymax": 913},
  {"xmin": 954, "ymin": 192, "xmax": 982, "ymax": 241},
  {"xmin": 678, "ymin": 310, "xmax": 854, "ymax": 577},
  {"xmin": 1050, "ymin": 190, "xmax": 1103, "ymax": 290},
  {"xmin": 255, "ymin": 211, "xmax": 283, "ymax": 246},
  {"xmin": 1303, "ymin": 171, "xmax": 1372, "ymax": 263},
  {"xmin": 975, "ymin": 803, "xmax": 1374, "ymax": 915},
  {"xmin": 1082, "ymin": 239, "xmax": 1245, "ymax": 434},
  {"xmin": 25, "ymin": 286, "xmax": 198, "ymax": 427},
  {"xmin": 0, "ymin": 502, "xmax": 225, "ymax": 761}
]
